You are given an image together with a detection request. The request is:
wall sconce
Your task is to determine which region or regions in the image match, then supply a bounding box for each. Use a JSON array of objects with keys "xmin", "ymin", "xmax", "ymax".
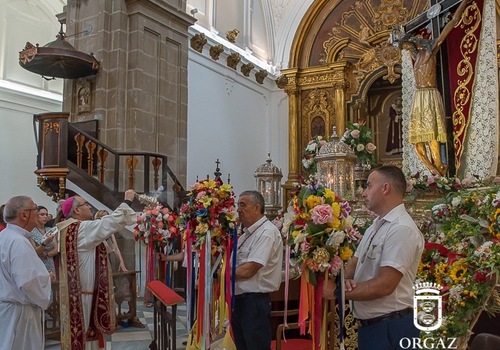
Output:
[
  {"xmin": 254, "ymin": 153, "xmax": 283, "ymax": 219},
  {"xmin": 316, "ymin": 126, "xmax": 356, "ymax": 199}
]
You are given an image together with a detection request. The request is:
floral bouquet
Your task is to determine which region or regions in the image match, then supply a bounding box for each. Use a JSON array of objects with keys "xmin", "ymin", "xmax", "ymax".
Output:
[
  {"xmin": 405, "ymin": 172, "xmax": 465, "ymax": 198},
  {"xmin": 283, "ymin": 178, "xmax": 361, "ymax": 285},
  {"xmin": 176, "ymin": 178, "xmax": 237, "ymax": 251},
  {"xmin": 134, "ymin": 203, "xmax": 180, "ymax": 247},
  {"xmin": 340, "ymin": 121, "xmax": 377, "ymax": 168},
  {"xmin": 417, "ymin": 185, "xmax": 500, "ymax": 343},
  {"xmin": 302, "ymin": 136, "xmax": 328, "ymax": 175}
]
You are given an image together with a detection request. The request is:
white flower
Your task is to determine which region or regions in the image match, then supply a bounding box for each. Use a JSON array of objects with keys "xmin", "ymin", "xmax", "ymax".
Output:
[
  {"xmin": 306, "ymin": 143, "xmax": 317, "ymax": 152},
  {"xmin": 356, "ymin": 144, "xmax": 365, "ymax": 152},
  {"xmin": 451, "ymin": 196, "xmax": 462, "ymax": 207},
  {"xmin": 326, "ymin": 230, "xmax": 345, "ymax": 247},
  {"xmin": 474, "ymin": 241, "xmax": 493, "ymax": 257},
  {"xmin": 282, "ymin": 207, "xmax": 295, "ymax": 234},
  {"xmin": 341, "ymin": 216, "xmax": 354, "ymax": 230},
  {"xmin": 294, "ymin": 232, "xmax": 307, "ymax": 245}
]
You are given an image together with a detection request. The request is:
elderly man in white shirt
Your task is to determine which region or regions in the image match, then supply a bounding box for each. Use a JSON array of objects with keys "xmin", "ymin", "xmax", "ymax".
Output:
[
  {"xmin": 0, "ymin": 195, "xmax": 52, "ymax": 350},
  {"xmin": 232, "ymin": 190, "xmax": 283, "ymax": 350}
]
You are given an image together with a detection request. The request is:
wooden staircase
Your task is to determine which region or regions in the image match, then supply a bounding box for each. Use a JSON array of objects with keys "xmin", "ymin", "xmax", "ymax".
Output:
[{"xmin": 34, "ymin": 112, "xmax": 184, "ymax": 210}]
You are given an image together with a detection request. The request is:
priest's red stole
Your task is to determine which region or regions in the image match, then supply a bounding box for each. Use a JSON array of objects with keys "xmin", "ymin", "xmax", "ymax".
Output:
[{"xmin": 59, "ymin": 221, "xmax": 116, "ymax": 350}]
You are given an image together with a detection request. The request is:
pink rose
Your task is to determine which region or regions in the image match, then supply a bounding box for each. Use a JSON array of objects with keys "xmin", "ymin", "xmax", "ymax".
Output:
[
  {"xmin": 350, "ymin": 130, "xmax": 360, "ymax": 139},
  {"xmin": 300, "ymin": 241, "xmax": 311, "ymax": 253},
  {"xmin": 156, "ymin": 221, "xmax": 164, "ymax": 229},
  {"xmin": 366, "ymin": 142, "xmax": 376, "ymax": 154},
  {"xmin": 152, "ymin": 209, "xmax": 159, "ymax": 216},
  {"xmin": 311, "ymin": 204, "xmax": 333, "ymax": 225},
  {"xmin": 330, "ymin": 256, "xmax": 342, "ymax": 273},
  {"xmin": 461, "ymin": 178, "xmax": 473, "ymax": 187}
]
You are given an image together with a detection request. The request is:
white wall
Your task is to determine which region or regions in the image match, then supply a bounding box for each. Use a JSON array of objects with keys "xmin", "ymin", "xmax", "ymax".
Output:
[
  {"xmin": 187, "ymin": 51, "xmax": 288, "ymax": 197},
  {"xmin": 0, "ymin": 84, "xmax": 62, "ymax": 213}
]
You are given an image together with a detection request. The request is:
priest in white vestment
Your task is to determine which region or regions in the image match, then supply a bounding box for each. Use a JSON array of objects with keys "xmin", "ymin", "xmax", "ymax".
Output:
[
  {"xmin": 56, "ymin": 190, "xmax": 137, "ymax": 350},
  {"xmin": 0, "ymin": 195, "xmax": 52, "ymax": 350}
]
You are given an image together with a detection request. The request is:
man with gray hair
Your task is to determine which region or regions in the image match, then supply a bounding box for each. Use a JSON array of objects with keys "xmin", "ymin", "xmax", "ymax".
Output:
[
  {"xmin": 232, "ymin": 190, "xmax": 283, "ymax": 350},
  {"xmin": 0, "ymin": 195, "xmax": 52, "ymax": 350}
]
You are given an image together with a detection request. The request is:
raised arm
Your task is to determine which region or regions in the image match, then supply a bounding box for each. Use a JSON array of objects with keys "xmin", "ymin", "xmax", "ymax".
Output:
[{"xmin": 433, "ymin": 0, "xmax": 471, "ymax": 53}]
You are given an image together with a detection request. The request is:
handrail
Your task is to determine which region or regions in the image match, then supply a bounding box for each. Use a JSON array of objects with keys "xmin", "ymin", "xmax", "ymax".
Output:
[{"xmin": 67, "ymin": 123, "xmax": 184, "ymax": 210}]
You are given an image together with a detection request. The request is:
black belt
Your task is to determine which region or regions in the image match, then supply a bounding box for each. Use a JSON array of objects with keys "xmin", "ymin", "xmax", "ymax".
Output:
[
  {"xmin": 235, "ymin": 292, "xmax": 270, "ymax": 299},
  {"xmin": 357, "ymin": 307, "xmax": 412, "ymax": 327}
]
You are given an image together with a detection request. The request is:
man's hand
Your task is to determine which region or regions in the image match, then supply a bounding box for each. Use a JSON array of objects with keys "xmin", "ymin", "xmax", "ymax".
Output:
[
  {"xmin": 323, "ymin": 279, "xmax": 337, "ymax": 300},
  {"xmin": 345, "ymin": 279, "xmax": 357, "ymax": 292},
  {"xmin": 49, "ymin": 271, "xmax": 56, "ymax": 282},
  {"xmin": 124, "ymin": 189, "xmax": 136, "ymax": 202}
]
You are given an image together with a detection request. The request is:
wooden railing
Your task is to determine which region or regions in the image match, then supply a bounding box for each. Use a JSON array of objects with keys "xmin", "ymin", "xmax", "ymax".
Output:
[
  {"xmin": 67, "ymin": 123, "xmax": 183, "ymax": 209},
  {"xmin": 34, "ymin": 112, "xmax": 185, "ymax": 210}
]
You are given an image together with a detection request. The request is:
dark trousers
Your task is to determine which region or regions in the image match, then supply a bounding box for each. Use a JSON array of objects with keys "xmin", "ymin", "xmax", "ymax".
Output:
[
  {"xmin": 231, "ymin": 293, "xmax": 272, "ymax": 350},
  {"xmin": 358, "ymin": 313, "xmax": 420, "ymax": 350}
]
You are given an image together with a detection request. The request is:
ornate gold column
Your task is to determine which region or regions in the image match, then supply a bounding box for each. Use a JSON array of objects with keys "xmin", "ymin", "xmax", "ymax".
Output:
[
  {"xmin": 333, "ymin": 80, "xmax": 348, "ymax": 134},
  {"xmin": 282, "ymin": 69, "xmax": 301, "ymax": 205}
]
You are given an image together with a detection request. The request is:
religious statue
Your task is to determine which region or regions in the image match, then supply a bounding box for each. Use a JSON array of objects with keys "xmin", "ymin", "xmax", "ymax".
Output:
[
  {"xmin": 400, "ymin": 0, "xmax": 470, "ymax": 176},
  {"xmin": 385, "ymin": 96, "xmax": 403, "ymax": 155},
  {"xmin": 77, "ymin": 85, "xmax": 91, "ymax": 113}
]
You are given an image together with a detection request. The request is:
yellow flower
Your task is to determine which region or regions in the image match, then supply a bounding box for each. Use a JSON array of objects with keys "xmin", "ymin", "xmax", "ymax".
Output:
[
  {"xmin": 226, "ymin": 212, "xmax": 236, "ymax": 222},
  {"xmin": 331, "ymin": 202, "xmax": 340, "ymax": 217},
  {"xmin": 199, "ymin": 196, "xmax": 213, "ymax": 208},
  {"xmin": 195, "ymin": 223, "xmax": 208, "ymax": 234},
  {"xmin": 328, "ymin": 217, "xmax": 341, "ymax": 230},
  {"xmin": 203, "ymin": 179, "xmax": 216, "ymax": 189},
  {"xmin": 449, "ymin": 260, "xmax": 468, "ymax": 283},
  {"xmin": 300, "ymin": 212, "xmax": 311, "ymax": 220},
  {"xmin": 292, "ymin": 230, "xmax": 301, "ymax": 238},
  {"xmin": 305, "ymin": 195, "xmax": 322, "ymax": 210},
  {"xmin": 324, "ymin": 189, "xmax": 336, "ymax": 201},
  {"xmin": 339, "ymin": 246, "xmax": 353, "ymax": 261},
  {"xmin": 220, "ymin": 184, "xmax": 232, "ymax": 192}
]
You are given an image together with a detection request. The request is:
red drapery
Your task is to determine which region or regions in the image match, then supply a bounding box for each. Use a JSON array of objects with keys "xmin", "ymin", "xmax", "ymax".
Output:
[{"xmin": 446, "ymin": 0, "xmax": 484, "ymax": 171}]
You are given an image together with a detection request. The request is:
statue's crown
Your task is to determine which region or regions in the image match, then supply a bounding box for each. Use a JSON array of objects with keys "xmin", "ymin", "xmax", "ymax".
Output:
[{"xmin": 413, "ymin": 282, "xmax": 443, "ymax": 295}]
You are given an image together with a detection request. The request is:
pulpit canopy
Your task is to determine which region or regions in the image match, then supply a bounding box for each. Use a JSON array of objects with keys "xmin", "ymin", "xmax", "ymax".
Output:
[{"xmin": 19, "ymin": 24, "xmax": 100, "ymax": 79}]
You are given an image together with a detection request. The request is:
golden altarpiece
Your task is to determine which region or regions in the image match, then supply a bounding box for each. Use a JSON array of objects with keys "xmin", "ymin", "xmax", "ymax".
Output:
[
  {"xmin": 278, "ymin": 0, "xmax": 500, "ymax": 348},
  {"xmin": 281, "ymin": 0, "xmax": 432, "ymax": 200}
]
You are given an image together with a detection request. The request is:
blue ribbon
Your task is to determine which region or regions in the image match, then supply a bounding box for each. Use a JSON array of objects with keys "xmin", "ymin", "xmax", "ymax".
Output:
[
  {"xmin": 335, "ymin": 268, "xmax": 345, "ymax": 348},
  {"xmin": 231, "ymin": 225, "xmax": 240, "ymax": 312}
]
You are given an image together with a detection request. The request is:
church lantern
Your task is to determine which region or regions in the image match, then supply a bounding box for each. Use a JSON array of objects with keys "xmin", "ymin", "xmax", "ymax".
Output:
[
  {"xmin": 254, "ymin": 154, "xmax": 283, "ymax": 219},
  {"xmin": 316, "ymin": 126, "xmax": 356, "ymax": 199}
]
